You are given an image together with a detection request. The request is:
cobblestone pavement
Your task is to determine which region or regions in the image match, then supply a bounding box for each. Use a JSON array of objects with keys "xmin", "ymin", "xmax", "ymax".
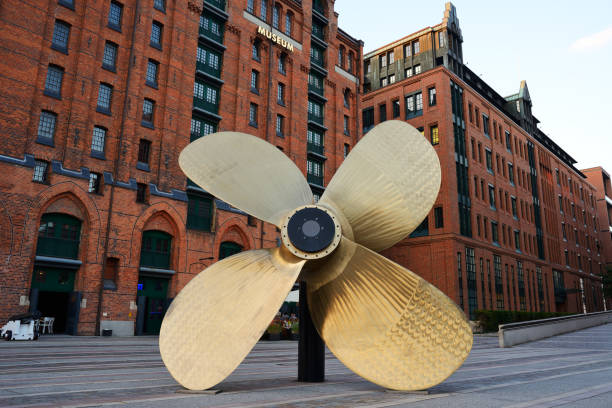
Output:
[{"xmin": 1, "ymin": 324, "xmax": 611, "ymax": 407}]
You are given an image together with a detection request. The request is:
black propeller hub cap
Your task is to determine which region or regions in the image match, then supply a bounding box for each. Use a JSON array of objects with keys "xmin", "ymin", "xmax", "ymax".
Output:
[{"xmin": 287, "ymin": 207, "xmax": 336, "ymax": 253}]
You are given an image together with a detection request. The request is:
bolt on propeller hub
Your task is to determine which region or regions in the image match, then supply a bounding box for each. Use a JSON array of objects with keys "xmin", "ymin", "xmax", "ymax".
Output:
[{"xmin": 281, "ymin": 205, "xmax": 342, "ymax": 260}]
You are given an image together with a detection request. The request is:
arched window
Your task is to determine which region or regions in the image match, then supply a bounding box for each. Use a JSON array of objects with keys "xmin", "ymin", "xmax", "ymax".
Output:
[
  {"xmin": 343, "ymin": 88, "xmax": 350, "ymax": 108},
  {"xmin": 272, "ymin": 4, "xmax": 281, "ymax": 29},
  {"xmin": 285, "ymin": 11, "xmax": 293, "ymax": 36},
  {"xmin": 338, "ymin": 46, "xmax": 345, "ymax": 68},
  {"xmin": 140, "ymin": 230, "xmax": 172, "ymax": 270},
  {"xmin": 37, "ymin": 213, "xmax": 82, "ymax": 259},
  {"xmin": 219, "ymin": 241, "xmax": 243, "ymax": 260},
  {"xmin": 247, "ymin": 0, "xmax": 254, "ymax": 13}
]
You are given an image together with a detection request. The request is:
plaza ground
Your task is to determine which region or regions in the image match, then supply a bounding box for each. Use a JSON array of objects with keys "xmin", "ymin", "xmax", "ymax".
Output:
[{"xmin": 1, "ymin": 324, "xmax": 612, "ymax": 407}]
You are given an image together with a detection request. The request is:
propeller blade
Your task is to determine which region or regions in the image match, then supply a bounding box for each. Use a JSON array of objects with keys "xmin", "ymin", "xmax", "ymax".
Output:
[
  {"xmin": 304, "ymin": 237, "xmax": 472, "ymax": 391},
  {"xmin": 319, "ymin": 120, "xmax": 441, "ymax": 252},
  {"xmin": 159, "ymin": 247, "xmax": 305, "ymax": 391},
  {"xmin": 179, "ymin": 132, "xmax": 313, "ymax": 226}
]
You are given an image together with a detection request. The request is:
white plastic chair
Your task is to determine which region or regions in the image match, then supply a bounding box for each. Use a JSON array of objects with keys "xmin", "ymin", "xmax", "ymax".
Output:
[
  {"xmin": 40, "ymin": 317, "xmax": 52, "ymax": 334},
  {"xmin": 48, "ymin": 317, "xmax": 54, "ymax": 334}
]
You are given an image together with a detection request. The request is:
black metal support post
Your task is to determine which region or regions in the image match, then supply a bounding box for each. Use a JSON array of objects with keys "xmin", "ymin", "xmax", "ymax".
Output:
[{"xmin": 298, "ymin": 281, "xmax": 325, "ymax": 382}]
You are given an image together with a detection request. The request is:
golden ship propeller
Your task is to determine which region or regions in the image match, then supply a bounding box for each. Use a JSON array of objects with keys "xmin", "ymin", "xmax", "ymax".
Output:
[{"xmin": 159, "ymin": 120, "xmax": 473, "ymax": 391}]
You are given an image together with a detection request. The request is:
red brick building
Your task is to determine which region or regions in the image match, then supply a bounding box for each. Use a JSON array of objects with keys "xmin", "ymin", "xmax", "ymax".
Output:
[
  {"xmin": 0, "ymin": 0, "xmax": 361, "ymax": 335},
  {"xmin": 362, "ymin": 3, "xmax": 608, "ymax": 319}
]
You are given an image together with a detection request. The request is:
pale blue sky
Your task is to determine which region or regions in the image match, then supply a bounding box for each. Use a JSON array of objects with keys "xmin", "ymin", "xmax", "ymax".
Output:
[{"xmin": 335, "ymin": 0, "xmax": 612, "ymax": 174}]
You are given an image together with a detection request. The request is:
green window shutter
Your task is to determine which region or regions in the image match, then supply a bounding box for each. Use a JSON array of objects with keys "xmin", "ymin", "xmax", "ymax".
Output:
[
  {"xmin": 36, "ymin": 213, "xmax": 82, "ymax": 259},
  {"xmin": 187, "ymin": 193, "xmax": 213, "ymax": 231},
  {"xmin": 140, "ymin": 230, "xmax": 172, "ymax": 269}
]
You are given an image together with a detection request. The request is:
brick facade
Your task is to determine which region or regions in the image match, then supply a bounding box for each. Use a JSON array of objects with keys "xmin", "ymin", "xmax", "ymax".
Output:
[
  {"xmin": 0, "ymin": 0, "xmax": 362, "ymax": 335},
  {"xmin": 364, "ymin": 4, "xmax": 608, "ymax": 319}
]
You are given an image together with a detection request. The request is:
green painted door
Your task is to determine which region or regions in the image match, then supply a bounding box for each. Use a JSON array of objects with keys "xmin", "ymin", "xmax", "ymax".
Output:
[
  {"xmin": 219, "ymin": 242, "xmax": 243, "ymax": 260},
  {"xmin": 137, "ymin": 276, "xmax": 169, "ymax": 335}
]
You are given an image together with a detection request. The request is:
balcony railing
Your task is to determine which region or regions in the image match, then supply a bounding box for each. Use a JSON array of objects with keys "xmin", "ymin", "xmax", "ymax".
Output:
[
  {"xmin": 307, "ymin": 173, "xmax": 324, "ymax": 186},
  {"xmin": 193, "ymin": 97, "xmax": 219, "ymax": 114},
  {"xmin": 308, "ymin": 112, "xmax": 324, "ymax": 125},
  {"xmin": 204, "ymin": 0, "xmax": 225, "ymax": 10},
  {"xmin": 307, "ymin": 142, "xmax": 324, "ymax": 156},
  {"xmin": 308, "ymin": 81, "xmax": 324, "ymax": 97},
  {"xmin": 36, "ymin": 237, "xmax": 80, "ymax": 259},
  {"xmin": 196, "ymin": 60, "xmax": 221, "ymax": 79}
]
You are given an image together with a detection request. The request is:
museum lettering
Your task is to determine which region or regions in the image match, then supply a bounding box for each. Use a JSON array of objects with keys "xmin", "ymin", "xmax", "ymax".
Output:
[{"xmin": 257, "ymin": 25, "xmax": 295, "ymax": 52}]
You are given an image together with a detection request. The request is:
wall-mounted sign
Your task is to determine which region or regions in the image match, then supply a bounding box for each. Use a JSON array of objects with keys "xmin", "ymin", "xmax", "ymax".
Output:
[{"xmin": 257, "ymin": 26, "xmax": 295, "ymax": 52}]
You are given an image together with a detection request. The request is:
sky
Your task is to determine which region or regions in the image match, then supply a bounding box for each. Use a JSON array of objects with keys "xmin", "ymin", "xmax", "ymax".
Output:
[{"xmin": 334, "ymin": 0, "xmax": 612, "ymax": 174}]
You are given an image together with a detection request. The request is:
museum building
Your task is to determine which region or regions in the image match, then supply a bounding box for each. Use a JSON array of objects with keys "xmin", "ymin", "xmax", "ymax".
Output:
[
  {"xmin": 361, "ymin": 3, "xmax": 609, "ymax": 319},
  {"xmin": 0, "ymin": 0, "xmax": 362, "ymax": 335}
]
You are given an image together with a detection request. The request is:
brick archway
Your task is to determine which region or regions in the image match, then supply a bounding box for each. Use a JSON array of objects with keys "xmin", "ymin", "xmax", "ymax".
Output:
[{"xmin": 214, "ymin": 219, "xmax": 254, "ymax": 260}]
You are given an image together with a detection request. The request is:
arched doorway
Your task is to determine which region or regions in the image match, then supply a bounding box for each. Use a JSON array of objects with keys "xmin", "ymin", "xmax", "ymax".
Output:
[
  {"xmin": 219, "ymin": 241, "xmax": 243, "ymax": 260},
  {"xmin": 31, "ymin": 213, "xmax": 82, "ymax": 334},
  {"xmin": 137, "ymin": 230, "xmax": 173, "ymax": 335}
]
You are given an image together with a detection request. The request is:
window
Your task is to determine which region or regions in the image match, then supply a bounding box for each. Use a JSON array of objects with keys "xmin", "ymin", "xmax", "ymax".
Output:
[
  {"xmin": 102, "ymin": 41, "xmax": 118, "ymax": 70},
  {"xmin": 338, "ymin": 47, "xmax": 344, "ymax": 67},
  {"xmin": 307, "ymin": 128, "xmax": 323, "ymax": 151},
  {"xmin": 91, "ymin": 126, "xmax": 106, "ymax": 156},
  {"xmin": 404, "ymin": 43, "xmax": 411, "ymax": 57},
  {"xmin": 414, "ymin": 64, "xmax": 421, "ymax": 75},
  {"xmin": 380, "ymin": 77, "xmax": 388, "ymax": 88},
  {"xmin": 97, "ymin": 83, "xmax": 113, "ymax": 113},
  {"xmin": 343, "ymin": 143, "xmax": 350, "ymax": 158},
  {"xmin": 389, "ymin": 74, "xmax": 396, "ymax": 84},
  {"xmin": 409, "ymin": 217, "xmax": 429, "ymax": 238},
  {"xmin": 428, "ymin": 87, "xmax": 437, "ymax": 106},
  {"xmin": 379, "ymin": 54, "xmax": 386, "ymax": 68},
  {"xmin": 108, "ymin": 1, "xmax": 123, "ymax": 30},
  {"xmin": 426, "ymin": 124, "xmax": 439, "ymax": 146},
  {"xmin": 388, "ymin": 50, "xmax": 394, "ymax": 65},
  {"xmin": 483, "ymin": 114, "xmax": 490, "ymax": 137},
  {"xmin": 405, "ymin": 67, "xmax": 412, "ymax": 78},
  {"xmin": 249, "ymin": 103, "xmax": 258, "ymax": 127},
  {"xmin": 151, "ymin": 21, "xmax": 163, "ymax": 48},
  {"xmin": 285, "ymin": 12, "xmax": 292, "ymax": 36},
  {"xmin": 44, "ymin": 65, "xmax": 63, "ymax": 98},
  {"xmin": 491, "ymin": 221, "xmax": 499, "ymax": 244},
  {"xmin": 200, "ymin": 13, "xmax": 223, "ymax": 42},
  {"xmin": 277, "ymin": 82, "xmax": 285, "ymax": 104},
  {"xmin": 58, "ymin": 0, "xmax": 74, "ymax": 9},
  {"xmin": 187, "ymin": 192, "xmax": 213, "ymax": 231},
  {"xmin": 260, "ymin": 0, "xmax": 267, "ymax": 20},
  {"xmin": 307, "ymin": 158, "xmax": 324, "ymax": 186},
  {"xmin": 343, "ymin": 89, "xmax": 350, "ymax": 108},
  {"xmin": 515, "ymin": 230, "xmax": 521, "ymax": 252},
  {"xmin": 511, "ymin": 197, "xmax": 517, "ymax": 218},
  {"xmin": 272, "ymin": 4, "xmax": 280, "ymax": 28},
  {"xmin": 146, "ymin": 60, "xmax": 159, "ymax": 87},
  {"xmin": 154, "ymin": 0, "xmax": 165, "ymax": 12},
  {"xmin": 562, "ymin": 222, "xmax": 567, "ymax": 240},
  {"xmin": 137, "ymin": 139, "xmax": 151, "ymax": 165},
  {"xmin": 379, "ymin": 104, "xmax": 387, "ymax": 122},
  {"xmin": 412, "ymin": 40, "xmax": 420, "ymax": 55},
  {"xmin": 278, "ymin": 53, "xmax": 287, "ymax": 74},
  {"xmin": 558, "ymin": 195, "xmax": 563, "ymax": 213},
  {"xmin": 475, "ymin": 108, "xmax": 480, "ymax": 127},
  {"xmin": 392, "ymin": 100, "xmax": 400, "ymax": 118},
  {"xmin": 136, "ymin": 183, "xmax": 148, "ymax": 203},
  {"xmin": 33, "ymin": 160, "xmax": 49, "ymax": 183},
  {"xmin": 485, "ymin": 149, "xmax": 493, "ymax": 173},
  {"xmin": 103, "ymin": 257, "xmax": 119, "ymax": 290},
  {"xmin": 347, "ymin": 51, "xmax": 354, "ymax": 73},
  {"xmin": 247, "ymin": 0, "xmax": 254, "ymax": 13},
  {"xmin": 555, "ymin": 169, "xmax": 560, "ymax": 185},
  {"xmin": 252, "ymin": 39, "xmax": 261, "ymax": 61},
  {"xmin": 196, "ymin": 45, "xmax": 221, "ymax": 77},
  {"xmin": 88, "ymin": 172, "xmax": 101, "ymax": 194},
  {"xmin": 190, "ymin": 117, "xmax": 216, "ymax": 141},
  {"xmin": 307, "ymin": 99, "xmax": 323, "ymax": 122},
  {"xmin": 275, "ymin": 115, "xmax": 284, "ymax": 136},
  {"xmin": 405, "ymin": 92, "xmax": 423, "ymax": 119},
  {"xmin": 508, "ymin": 163, "xmax": 514, "ymax": 184},
  {"xmin": 142, "ymin": 99, "xmax": 155, "ymax": 125},
  {"xmin": 343, "ymin": 115, "xmax": 349, "ymax": 135},
  {"xmin": 505, "ymin": 131, "xmax": 512, "ymax": 152},
  {"xmin": 37, "ymin": 111, "xmax": 57, "ymax": 143},
  {"xmin": 434, "ymin": 207, "xmax": 443, "ymax": 228},
  {"xmin": 52, "ymin": 20, "xmax": 70, "ymax": 53},
  {"xmin": 489, "ymin": 185, "xmax": 496, "ymax": 209},
  {"xmin": 438, "ymin": 31, "xmax": 445, "ymax": 47},
  {"xmin": 362, "ymin": 107, "xmax": 374, "ymax": 133}
]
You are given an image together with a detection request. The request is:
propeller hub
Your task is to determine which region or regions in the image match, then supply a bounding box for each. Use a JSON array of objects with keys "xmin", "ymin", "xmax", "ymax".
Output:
[{"xmin": 281, "ymin": 205, "xmax": 341, "ymax": 260}]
